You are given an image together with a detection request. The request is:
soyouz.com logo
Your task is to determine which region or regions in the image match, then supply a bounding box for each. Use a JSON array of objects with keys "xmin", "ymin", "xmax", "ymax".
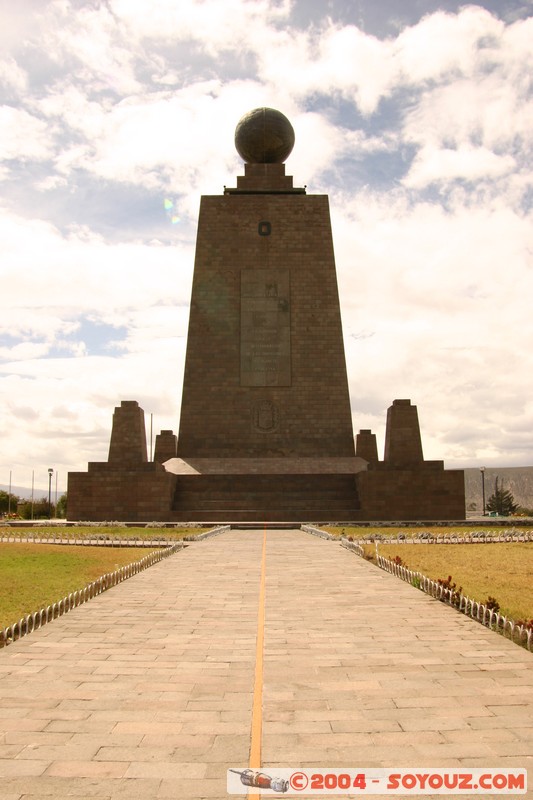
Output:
[{"xmin": 227, "ymin": 767, "xmax": 527, "ymax": 794}]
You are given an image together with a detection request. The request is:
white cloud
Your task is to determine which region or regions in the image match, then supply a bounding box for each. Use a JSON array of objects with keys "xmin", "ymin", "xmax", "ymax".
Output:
[
  {"xmin": 32, "ymin": 79, "xmax": 269, "ymax": 202},
  {"xmin": 110, "ymin": 0, "xmax": 292, "ymax": 53},
  {"xmin": 253, "ymin": 23, "xmax": 393, "ymax": 115},
  {"xmin": 0, "ymin": 106, "xmax": 53, "ymax": 161},
  {"xmin": 40, "ymin": 1, "xmax": 141, "ymax": 95},
  {"xmin": 402, "ymin": 76, "xmax": 532, "ymax": 153},
  {"xmin": 393, "ymin": 6, "xmax": 504, "ymax": 83},
  {"xmin": 333, "ymin": 188, "xmax": 533, "ymax": 466},
  {"xmin": 0, "ymin": 342, "xmax": 51, "ymax": 361},
  {"xmin": 0, "ymin": 208, "xmax": 193, "ymax": 313},
  {"xmin": 0, "ymin": 57, "xmax": 27, "ymax": 94},
  {"xmin": 403, "ymin": 145, "xmax": 515, "ymax": 187}
]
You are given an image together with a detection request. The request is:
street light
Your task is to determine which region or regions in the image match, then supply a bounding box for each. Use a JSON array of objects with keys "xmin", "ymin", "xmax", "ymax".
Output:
[
  {"xmin": 48, "ymin": 468, "xmax": 54, "ymax": 519},
  {"xmin": 480, "ymin": 466, "xmax": 486, "ymax": 516}
]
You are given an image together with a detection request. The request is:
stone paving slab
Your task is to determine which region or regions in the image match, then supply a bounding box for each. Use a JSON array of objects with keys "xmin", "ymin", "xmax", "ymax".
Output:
[{"xmin": 0, "ymin": 528, "xmax": 532, "ymax": 799}]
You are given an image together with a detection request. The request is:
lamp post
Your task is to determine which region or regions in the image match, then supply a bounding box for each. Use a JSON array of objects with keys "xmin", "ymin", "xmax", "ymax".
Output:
[
  {"xmin": 480, "ymin": 466, "xmax": 486, "ymax": 516},
  {"xmin": 48, "ymin": 468, "xmax": 54, "ymax": 519}
]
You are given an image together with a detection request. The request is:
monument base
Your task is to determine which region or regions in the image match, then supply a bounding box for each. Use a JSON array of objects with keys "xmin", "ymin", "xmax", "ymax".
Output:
[
  {"xmin": 164, "ymin": 457, "xmax": 364, "ymax": 522},
  {"xmin": 67, "ymin": 399, "xmax": 466, "ymax": 523},
  {"xmin": 67, "ymin": 462, "xmax": 176, "ymax": 523},
  {"xmin": 354, "ymin": 466, "xmax": 465, "ymax": 522}
]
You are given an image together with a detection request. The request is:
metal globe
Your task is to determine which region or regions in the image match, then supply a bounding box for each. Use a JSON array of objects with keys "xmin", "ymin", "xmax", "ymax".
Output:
[{"xmin": 234, "ymin": 107, "xmax": 295, "ymax": 164}]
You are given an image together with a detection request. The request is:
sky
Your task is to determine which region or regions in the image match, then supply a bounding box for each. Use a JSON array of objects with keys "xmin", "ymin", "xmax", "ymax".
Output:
[{"xmin": 0, "ymin": 0, "xmax": 532, "ymax": 495}]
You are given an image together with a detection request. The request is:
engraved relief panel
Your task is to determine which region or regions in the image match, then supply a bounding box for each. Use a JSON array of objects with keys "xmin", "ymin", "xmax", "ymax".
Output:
[
  {"xmin": 252, "ymin": 400, "xmax": 280, "ymax": 433},
  {"xmin": 241, "ymin": 269, "xmax": 291, "ymax": 387}
]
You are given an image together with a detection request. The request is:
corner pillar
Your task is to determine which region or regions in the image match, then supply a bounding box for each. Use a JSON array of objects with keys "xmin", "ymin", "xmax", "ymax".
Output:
[{"xmin": 108, "ymin": 401, "xmax": 148, "ymax": 464}]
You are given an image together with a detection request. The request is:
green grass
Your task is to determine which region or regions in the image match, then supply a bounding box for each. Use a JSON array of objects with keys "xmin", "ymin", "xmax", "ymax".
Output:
[
  {"xmin": 0, "ymin": 525, "xmax": 206, "ymax": 541},
  {"xmin": 0, "ymin": 542, "xmax": 162, "ymax": 631},
  {"xmin": 374, "ymin": 542, "xmax": 533, "ymax": 622}
]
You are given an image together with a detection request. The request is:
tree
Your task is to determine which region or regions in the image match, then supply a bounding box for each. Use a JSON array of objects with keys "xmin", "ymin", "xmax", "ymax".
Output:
[
  {"xmin": 486, "ymin": 477, "xmax": 518, "ymax": 516},
  {"xmin": 17, "ymin": 497, "xmax": 54, "ymax": 520},
  {"xmin": 56, "ymin": 493, "xmax": 67, "ymax": 518},
  {"xmin": 0, "ymin": 490, "xmax": 20, "ymax": 516}
]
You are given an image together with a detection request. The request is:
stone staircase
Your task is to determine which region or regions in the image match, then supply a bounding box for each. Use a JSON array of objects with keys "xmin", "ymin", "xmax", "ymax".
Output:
[{"xmin": 170, "ymin": 473, "xmax": 360, "ymax": 522}]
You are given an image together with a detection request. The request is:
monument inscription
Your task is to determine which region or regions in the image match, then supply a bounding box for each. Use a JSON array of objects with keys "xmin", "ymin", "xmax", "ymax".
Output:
[{"xmin": 240, "ymin": 269, "xmax": 291, "ymax": 386}]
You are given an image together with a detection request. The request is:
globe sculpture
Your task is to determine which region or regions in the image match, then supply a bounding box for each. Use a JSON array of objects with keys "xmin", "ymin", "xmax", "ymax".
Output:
[{"xmin": 234, "ymin": 107, "xmax": 295, "ymax": 164}]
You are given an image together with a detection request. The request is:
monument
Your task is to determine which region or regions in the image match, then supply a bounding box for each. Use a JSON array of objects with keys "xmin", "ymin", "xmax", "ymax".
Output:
[{"xmin": 68, "ymin": 108, "xmax": 465, "ymax": 522}]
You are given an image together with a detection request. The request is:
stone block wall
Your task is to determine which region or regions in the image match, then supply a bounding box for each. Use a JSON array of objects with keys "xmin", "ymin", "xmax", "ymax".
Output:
[
  {"xmin": 68, "ymin": 401, "xmax": 178, "ymax": 522},
  {"xmin": 177, "ymin": 164, "xmax": 355, "ymax": 461},
  {"xmin": 68, "ymin": 463, "xmax": 176, "ymax": 522},
  {"xmin": 355, "ymin": 429, "xmax": 379, "ymax": 466},
  {"xmin": 108, "ymin": 401, "xmax": 147, "ymax": 464},
  {"xmin": 383, "ymin": 399, "xmax": 424, "ymax": 467},
  {"xmin": 355, "ymin": 468, "xmax": 465, "ymax": 521},
  {"xmin": 154, "ymin": 430, "xmax": 178, "ymax": 464}
]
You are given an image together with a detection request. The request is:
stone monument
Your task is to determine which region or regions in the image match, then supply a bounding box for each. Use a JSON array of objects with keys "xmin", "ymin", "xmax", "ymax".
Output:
[{"xmin": 68, "ymin": 108, "xmax": 465, "ymax": 522}]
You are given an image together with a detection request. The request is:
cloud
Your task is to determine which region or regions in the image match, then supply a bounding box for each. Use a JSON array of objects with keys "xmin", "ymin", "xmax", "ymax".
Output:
[
  {"xmin": 0, "ymin": 107, "xmax": 53, "ymax": 162},
  {"xmin": 331, "ymin": 180, "xmax": 533, "ymax": 466},
  {"xmin": 401, "ymin": 75, "xmax": 531, "ymax": 154},
  {"xmin": 0, "ymin": 342, "xmax": 52, "ymax": 362},
  {"xmin": 0, "ymin": 57, "xmax": 27, "ymax": 95},
  {"xmin": 393, "ymin": 6, "xmax": 504, "ymax": 83},
  {"xmin": 0, "ymin": 208, "xmax": 193, "ymax": 314},
  {"xmin": 39, "ymin": 1, "xmax": 142, "ymax": 95},
  {"xmin": 30, "ymin": 78, "xmax": 271, "ymax": 209},
  {"xmin": 110, "ymin": 0, "xmax": 292, "ymax": 53},
  {"xmin": 403, "ymin": 145, "xmax": 515, "ymax": 187}
]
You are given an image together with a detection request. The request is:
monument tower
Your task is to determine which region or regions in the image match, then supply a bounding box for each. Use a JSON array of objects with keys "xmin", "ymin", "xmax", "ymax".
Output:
[
  {"xmin": 164, "ymin": 107, "xmax": 364, "ymax": 520},
  {"xmin": 68, "ymin": 108, "xmax": 465, "ymax": 522}
]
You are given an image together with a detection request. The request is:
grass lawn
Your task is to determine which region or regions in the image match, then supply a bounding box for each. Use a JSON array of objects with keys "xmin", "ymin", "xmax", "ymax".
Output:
[
  {"xmin": 323, "ymin": 526, "xmax": 533, "ymax": 623},
  {"xmin": 372, "ymin": 542, "xmax": 533, "ymax": 623},
  {"xmin": 0, "ymin": 542, "xmax": 161, "ymax": 631},
  {"xmin": 0, "ymin": 525, "xmax": 206, "ymax": 541}
]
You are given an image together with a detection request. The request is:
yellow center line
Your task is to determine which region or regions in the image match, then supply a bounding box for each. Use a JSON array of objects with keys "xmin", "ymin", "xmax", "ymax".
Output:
[{"xmin": 248, "ymin": 526, "xmax": 267, "ymax": 798}]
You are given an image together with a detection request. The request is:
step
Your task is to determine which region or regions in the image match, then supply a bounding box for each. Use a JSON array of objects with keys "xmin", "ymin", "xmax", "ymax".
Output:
[{"xmin": 168, "ymin": 509, "xmax": 360, "ymax": 523}]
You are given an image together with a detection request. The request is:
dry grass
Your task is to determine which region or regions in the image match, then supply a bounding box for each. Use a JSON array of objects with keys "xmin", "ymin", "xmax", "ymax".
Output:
[{"xmin": 376, "ymin": 542, "xmax": 533, "ymax": 622}]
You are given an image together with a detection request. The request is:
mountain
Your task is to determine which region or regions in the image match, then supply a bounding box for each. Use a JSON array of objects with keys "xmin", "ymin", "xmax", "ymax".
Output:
[
  {"xmin": 464, "ymin": 466, "xmax": 533, "ymax": 514},
  {"xmin": 0, "ymin": 483, "xmax": 52, "ymax": 500}
]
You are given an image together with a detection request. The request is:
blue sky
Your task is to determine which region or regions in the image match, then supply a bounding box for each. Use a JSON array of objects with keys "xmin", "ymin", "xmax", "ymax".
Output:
[{"xmin": 0, "ymin": 0, "xmax": 532, "ymax": 494}]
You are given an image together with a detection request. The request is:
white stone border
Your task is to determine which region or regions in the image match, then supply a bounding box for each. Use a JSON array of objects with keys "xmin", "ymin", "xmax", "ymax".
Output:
[
  {"xmin": 300, "ymin": 524, "xmax": 337, "ymax": 540},
  {"xmin": 0, "ymin": 525, "xmax": 231, "ymax": 547},
  {"xmin": 0, "ymin": 544, "xmax": 182, "ymax": 649},
  {"xmin": 192, "ymin": 525, "xmax": 230, "ymax": 541},
  {"xmin": 341, "ymin": 537, "xmax": 533, "ymax": 653},
  {"xmin": 340, "ymin": 530, "xmax": 533, "ymax": 544},
  {"xmin": 0, "ymin": 533, "xmax": 181, "ymax": 547}
]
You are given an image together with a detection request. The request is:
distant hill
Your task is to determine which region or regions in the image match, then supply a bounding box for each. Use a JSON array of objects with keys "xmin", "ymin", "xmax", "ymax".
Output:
[
  {"xmin": 0, "ymin": 483, "xmax": 51, "ymax": 500},
  {"xmin": 464, "ymin": 467, "xmax": 533, "ymax": 513}
]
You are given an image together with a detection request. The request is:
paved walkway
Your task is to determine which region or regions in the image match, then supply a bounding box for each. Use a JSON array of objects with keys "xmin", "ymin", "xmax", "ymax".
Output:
[{"xmin": 0, "ymin": 529, "xmax": 532, "ymax": 799}]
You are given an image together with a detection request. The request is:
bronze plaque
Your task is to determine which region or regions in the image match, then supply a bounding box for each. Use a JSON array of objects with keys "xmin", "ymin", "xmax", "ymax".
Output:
[{"xmin": 241, "ymin": 270, "xmax": 291, "ymax": 386}]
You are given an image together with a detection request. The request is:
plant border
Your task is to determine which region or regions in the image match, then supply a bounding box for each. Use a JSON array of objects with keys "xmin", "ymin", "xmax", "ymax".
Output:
[
  {"xmin": 341, "ymin": 537, "xmax": 533, "ymax": 653},
  {"xmin": 0, "ymin": 543, "xmax": 182, "ymax": 649}
]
